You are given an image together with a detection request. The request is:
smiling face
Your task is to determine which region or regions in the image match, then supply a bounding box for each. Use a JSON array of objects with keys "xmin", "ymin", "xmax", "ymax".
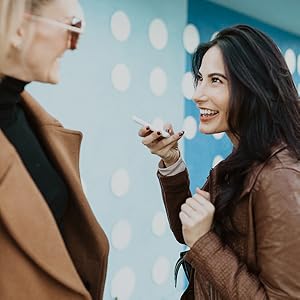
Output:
[
  {"xmin": 192, "ymin": 45, "xmax": 231, "ymax": 136},
  {"xmin": 4, "ymin": 0, "xmax": 84, "ymax": 84}
]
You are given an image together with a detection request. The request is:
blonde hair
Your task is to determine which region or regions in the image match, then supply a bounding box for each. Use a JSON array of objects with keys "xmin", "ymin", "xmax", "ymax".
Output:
[{"xmin": 0, "ymin": 0, "xmax": 30, "ymax": 75}]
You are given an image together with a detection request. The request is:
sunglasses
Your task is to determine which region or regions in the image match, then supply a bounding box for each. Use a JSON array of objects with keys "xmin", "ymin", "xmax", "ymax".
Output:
[{"xmin": 27, "ymin": 15, "xmax": 85, "ymax": 50}]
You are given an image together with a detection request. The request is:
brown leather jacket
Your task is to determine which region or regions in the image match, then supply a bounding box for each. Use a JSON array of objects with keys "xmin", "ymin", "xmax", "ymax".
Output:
[{"xmin": 158, "ymin": 145, "xmax": 300, "ymax": 299}]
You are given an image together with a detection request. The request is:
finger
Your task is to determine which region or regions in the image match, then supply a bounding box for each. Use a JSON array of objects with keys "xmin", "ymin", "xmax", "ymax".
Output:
[
  {"xmin": 142, "ymin": 131, "xmax": 164, "ymax": 146},
  {"xmin": 181, "ymin": 202, "xmax": 204, "ymax": 219},
  {"xmin": 138, "ymin": 126, "xmax": 152, "ymax": 137},
  {"xmin": 150, "ymin": 130, "xmax": 183, "ymax": 151},
  {"xmin": 195, "ymin": 188, "xmax": 210, "ymax": 200},
  {"xmin": 179, "ymin": 211, "xmax": 192, "ymax": 227},
  {"xmin": 193, "ymin": 193, "xmax": 215, "ymax": 214},
  {"xmin": 163, "ymin": 123, "xmax": 174, "ymax": 135},
  {"xmin": 185, "ymin": 197, "xmax": 204, "ymax": 212}
]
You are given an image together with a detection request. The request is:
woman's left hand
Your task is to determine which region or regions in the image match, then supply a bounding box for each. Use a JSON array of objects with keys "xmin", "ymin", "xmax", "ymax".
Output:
[{"xmin": 179, "ymin": 188, "xmax": 215, "ymax": 248}]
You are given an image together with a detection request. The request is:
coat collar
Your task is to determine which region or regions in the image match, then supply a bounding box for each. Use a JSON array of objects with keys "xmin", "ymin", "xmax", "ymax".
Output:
[
  {"xmin": 0, "ymin": 91, "xmax": 90, "ymax": 299},
  {"xmin": 209, "ymin": 144, "xmax": 287, "ymax": 201},
  {"xmin": 240, "ymin": 144, "xmax": 287, "ymax": 199}
]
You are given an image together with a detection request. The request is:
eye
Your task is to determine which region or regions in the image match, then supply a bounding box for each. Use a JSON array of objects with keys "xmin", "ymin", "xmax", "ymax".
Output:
[{"xmin": 211, "ymin": 77, "xmax": 222, "ymax": 84}]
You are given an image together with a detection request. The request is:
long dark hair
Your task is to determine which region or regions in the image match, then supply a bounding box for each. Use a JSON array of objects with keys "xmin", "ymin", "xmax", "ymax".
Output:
[{"xmin": 192, "ymin": 24, "xmax": 300, "ymax": 243}]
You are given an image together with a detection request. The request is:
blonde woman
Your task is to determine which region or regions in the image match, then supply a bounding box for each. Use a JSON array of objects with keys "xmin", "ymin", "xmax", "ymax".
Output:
[{"xmin": 0, "ymin": 1, "xmax": 108, "ymax": 299}]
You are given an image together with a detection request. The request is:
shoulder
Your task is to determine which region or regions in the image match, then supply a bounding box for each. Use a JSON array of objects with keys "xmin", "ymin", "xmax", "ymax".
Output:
[
  {"xmin": 252, "ymin": 148, "xmax": 300, "ymax": 213},
  {"xmin": 256, "ymin": 147, "xmax": 300, "ymax": 185},
  {"xmin": 21, "ymin": 91, "xmax": 63, "ymax": 127}
]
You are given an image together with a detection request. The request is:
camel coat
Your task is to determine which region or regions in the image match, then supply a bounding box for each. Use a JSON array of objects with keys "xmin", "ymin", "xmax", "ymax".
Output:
[{"xmin": 0, "ymin": 92, "xmax": 109, "ymax": 300}]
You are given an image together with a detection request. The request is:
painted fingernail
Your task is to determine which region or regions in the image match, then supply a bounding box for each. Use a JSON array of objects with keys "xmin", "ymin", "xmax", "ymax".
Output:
[
  {"xmin": 157, "ymin": 131, "xmax": 161, "ymax": 135},
  {"xmin": 179, "ymin": 131, "xmax": 184, "ymax": 136}
]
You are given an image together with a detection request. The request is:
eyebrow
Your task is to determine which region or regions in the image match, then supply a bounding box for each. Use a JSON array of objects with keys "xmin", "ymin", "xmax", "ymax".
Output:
[{"xmin": 198, "ymin": 72, "xmax": 228, "ymax": 80}]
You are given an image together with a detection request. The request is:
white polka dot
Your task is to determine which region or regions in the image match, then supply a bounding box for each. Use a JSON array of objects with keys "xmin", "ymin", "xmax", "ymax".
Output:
[
  {"xmin": 111, "ymin": 11, "xmax": 131, "ymax": 42},
  {"xmin": 111, "ymin": 220, "xmax": 132, "ymax": 250},
  {"xmin": 111, "ymin": 267, "xmax": 136, "ymax": 300},
  {"xmin": 152, "ymin": 256, "xmax": 170, "ymax": 285},
  {"xmin": 210, "ymin": 31, "xmax": 218, "ymax": 41},
  {"xmin": 297, "ymin": 54, "xmax": 300, "ymax": 76},
  {"xmin": 150, "ymin": 67, "xmax": 167, "ymax": 96},
  {"xmin": 181, "ymin": 72, "xmax": 194, "ymax": 100},
  {"xmin": 111, "ymin": 168, "xmax": 130, "ymax": 197},
  {"xmin": 111, "ymin": 64, "xmax": 131, "ymax": 92},
  {"xmin": 152, "ymin": 211, "xmax": 167, "ymax": 237},
  {"xmin": 149, "ymin": 19, "xmax": 168, "ymax": 50},
  {"xmin": 183, "ymin": 24, "xmax": 200, "ymax": 54},
  {"xmin": 213, "ymin": 132, "xmax": 225, "ymax": 140},
  {"xmin": 183, "ymin": 116, "xmax": 197, "ymax": 140},
  {"xmin": 284, "ymin": 48, "xmax": 296, "ymax": 74},
  {"xmin": 212, "ymin": 155, "xmax": 224, "ymax": 168}
]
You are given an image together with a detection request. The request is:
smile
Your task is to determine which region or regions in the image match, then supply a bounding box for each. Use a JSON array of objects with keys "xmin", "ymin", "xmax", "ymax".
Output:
[{"xmin": 200, "ymin": 108, "xmax": 219, "ymax": 121}]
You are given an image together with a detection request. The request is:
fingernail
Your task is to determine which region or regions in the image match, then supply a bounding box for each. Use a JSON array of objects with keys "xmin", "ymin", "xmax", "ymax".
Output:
[
  {"xmin": 179, "ymin": 131, "xmax": 184, "ymax": 136},
  {"xmin": 146, "ymin": 126, "xmax": 150, "ymax": 130},
  {"xmin": 157, "ymin": 131, "xmax": 161, "ymax": 136}
]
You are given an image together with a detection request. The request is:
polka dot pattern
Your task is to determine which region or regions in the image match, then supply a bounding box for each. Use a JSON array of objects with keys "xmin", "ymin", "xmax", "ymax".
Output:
[
  {"xmin": 183, "ymin": 116, "xmax": 198, "ymax": 140},
  {"xmin": 111, "ymin": 220, "xmax": 132, "ymax": 250},
  {"xmin": 111, "ymin": 64, "xmax": 131, "ymax": 92},
  {"xmin": 150, "ymin": 67, "xmax": 167, "ymax": 96},
  {"xmin": 285, "ymin": 48, "xmax": 296, "ymax": 74},
  {"xmin": 212, "ymin": 155, "xmax": 224, "ymax": 168},
  {"xmin": 152, "ymin": 256, "xmax": 170, "ymax": 285},
  {"xmin": 152, "ymin": 211, "xmax": 167, "ymax": 237},
  {"xmin": 61, "ymin": 2, "xmax": 300, "ymax": 300},
  {"xmin": 183, "ymin": 24, "xmax": 200, "ymax": 54},
  {"xmin": 111, "ymin": 168, "xmax": 130, "ymax": 197},
  {"xmin": 182, "ymin": 72, "xmax": 195, "ymax": 100},
  {"xmin": 111, "ymin": 267, "xmax": 136, "ymax": 300},
  {"xmin": 149, "ymin": 19, "xmax": 168, "ymax": 50},
  {"xmin": 111, "ymin": 11, "xmax": 131, "ymax": 42}
]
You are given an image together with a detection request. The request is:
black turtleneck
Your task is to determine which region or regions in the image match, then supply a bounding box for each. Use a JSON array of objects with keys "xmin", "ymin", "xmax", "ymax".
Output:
[{"xmin": 0, "ymin": 76, "xmax": 69, "ymax": 230}]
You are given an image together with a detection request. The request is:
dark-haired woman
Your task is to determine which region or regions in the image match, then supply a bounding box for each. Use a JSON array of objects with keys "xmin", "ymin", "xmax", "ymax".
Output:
[{"xmin": 138, "ymin": 24, "xmax": 300, "ymax": 299}]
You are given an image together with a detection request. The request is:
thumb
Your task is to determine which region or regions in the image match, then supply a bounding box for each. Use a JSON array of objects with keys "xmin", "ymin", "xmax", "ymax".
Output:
[{"xmin": 195, "ymin": 187, "xmax": 210, "ymax": 200}]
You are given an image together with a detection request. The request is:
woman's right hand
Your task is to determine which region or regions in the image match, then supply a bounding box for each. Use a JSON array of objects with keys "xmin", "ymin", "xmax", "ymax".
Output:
[{"xmin": 138, "ymin": 123, "xmax": 184, "ymax": 167}]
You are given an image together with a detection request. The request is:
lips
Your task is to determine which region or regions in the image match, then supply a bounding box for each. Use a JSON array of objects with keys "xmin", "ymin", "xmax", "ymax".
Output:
[{"xmin": 199, "ymin": 108, "xmax": 219, "ymax": 122}]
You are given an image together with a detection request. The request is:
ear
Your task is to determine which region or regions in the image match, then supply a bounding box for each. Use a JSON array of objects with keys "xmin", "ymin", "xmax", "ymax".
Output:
[{"xmin": 10, "ymin": 20, "xmax": 27, "ymax": 50}]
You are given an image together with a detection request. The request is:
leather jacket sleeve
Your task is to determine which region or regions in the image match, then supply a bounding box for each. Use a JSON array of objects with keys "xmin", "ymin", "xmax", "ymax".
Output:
[
  {"xmin": 159, "ymin": 166, "xmax": 300, "ymax": 299},
  {"xmin": 185, "ymin": 167, "xmax": 300, "ymax": 299},
  {"xmin": 157, "ymin": 168, "xmax": 192, "ymax": 244}
]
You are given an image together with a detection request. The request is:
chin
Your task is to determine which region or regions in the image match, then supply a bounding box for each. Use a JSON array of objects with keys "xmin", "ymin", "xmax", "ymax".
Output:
[
  {"xmin": 47, "ymin": 69, "xmax": 60, "ymax": 84},
  {"xmin": 199, "ymin": 125, "xmax": 214, "ymax": 135}
]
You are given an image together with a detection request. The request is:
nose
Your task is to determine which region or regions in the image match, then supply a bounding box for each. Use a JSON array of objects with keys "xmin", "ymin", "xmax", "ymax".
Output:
[{"xmin": 192, "ymin": 81, "xmax": 209, "ymax": 104}]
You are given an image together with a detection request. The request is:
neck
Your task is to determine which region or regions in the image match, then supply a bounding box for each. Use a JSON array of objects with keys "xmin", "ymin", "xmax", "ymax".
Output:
[
  {"xmin": 226, "ymin": 131, "xmax": 239, "ymax": 148},
  {"xmin": 1, "ymin": 51, "xmax": 34, "ymax": 82}
]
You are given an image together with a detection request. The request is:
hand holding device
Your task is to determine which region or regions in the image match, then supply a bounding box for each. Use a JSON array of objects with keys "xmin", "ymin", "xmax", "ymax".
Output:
[{"xmin": 132, "ymin": 115, "xmax": 170, "ymax": 138}]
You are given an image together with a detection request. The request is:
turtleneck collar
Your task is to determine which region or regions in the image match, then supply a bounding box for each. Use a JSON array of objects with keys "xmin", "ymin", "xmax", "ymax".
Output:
[{"xmin": 0, "ymin": 76, "xmax": 30, "ymax": 127}]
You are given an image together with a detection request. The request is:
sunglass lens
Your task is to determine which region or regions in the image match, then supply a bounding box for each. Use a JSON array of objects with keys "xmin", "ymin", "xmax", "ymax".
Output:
[{"xmin": 70, "ymin": 20, "xmax": 82, "ymax": 50}]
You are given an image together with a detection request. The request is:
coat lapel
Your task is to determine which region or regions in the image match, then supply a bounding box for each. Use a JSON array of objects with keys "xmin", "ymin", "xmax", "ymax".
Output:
[{"xmin": 0, "ymin": 92, "xmax": 90, "ymax": 299}]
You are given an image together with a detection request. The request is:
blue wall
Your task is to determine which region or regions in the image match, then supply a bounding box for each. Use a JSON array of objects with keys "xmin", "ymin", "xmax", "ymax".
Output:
[{"xmin": 27, "ymin": 0, "xmax": 300, "ymax": 299}]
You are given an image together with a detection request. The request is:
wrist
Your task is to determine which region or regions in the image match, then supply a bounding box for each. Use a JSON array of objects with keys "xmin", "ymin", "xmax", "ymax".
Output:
[{"xmin": 163, "ymin": 149, "xmax": 180, "ymax": 167}]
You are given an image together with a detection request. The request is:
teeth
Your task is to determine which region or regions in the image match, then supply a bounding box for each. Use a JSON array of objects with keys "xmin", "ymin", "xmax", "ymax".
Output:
[{"xmin": 200, "ymin": 109, "xmax": 218, "ymax": 115}]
